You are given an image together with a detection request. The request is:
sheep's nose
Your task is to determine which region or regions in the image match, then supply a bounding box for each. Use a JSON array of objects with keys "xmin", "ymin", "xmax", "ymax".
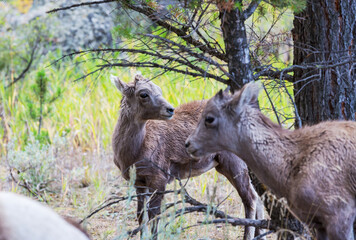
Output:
[
  {"xmin": 185, "ymin": 141, "xmax": 190, "ymax": 148},
  {"xmin": 167, "ymin": 107, "xmax": 175, "ymax": 114}
]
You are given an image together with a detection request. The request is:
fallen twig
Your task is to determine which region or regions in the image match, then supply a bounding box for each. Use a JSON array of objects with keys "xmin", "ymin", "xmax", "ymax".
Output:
[{"xmin": 80, "ymin": 189, "xmax": 181, "ymax": 223}]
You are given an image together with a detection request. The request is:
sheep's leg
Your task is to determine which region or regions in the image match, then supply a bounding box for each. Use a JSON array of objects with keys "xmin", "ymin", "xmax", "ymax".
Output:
[
  {"xmin": 215, "ymin": 152, "xmax": 264, "ymax": 240},
  {"xmin": 324, "ymin": 213, "xmax": 355, "ymax": 240},
  {"xmin": 136, "ymin": 176, "xmax": 167, "ymax": 240},
  {"xmin": 136, "ymin": 187, "xmax": 150, "ymax": 239},
  {"xmin": 254, "ymin": 197, "xmax": 266, "ymax": 238},
  {"xmin": 148, "ymin": 194, "xmax": 162, "ymax": 239},
  {"xmin": 315, "ymin": 227, "xmax": 328, "ymax": 240}
]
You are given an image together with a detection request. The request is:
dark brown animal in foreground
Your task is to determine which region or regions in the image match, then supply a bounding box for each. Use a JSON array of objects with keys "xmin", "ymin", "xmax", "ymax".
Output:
[
  {"xmin": 186, "ymin": 82, "xmax": 356, "ymax": 240},
  {"xmin": 0, "ymin": 192, "xmax": 90, "ymax": 240},
  {"xmin": 111, "ymin": 74, "xmax": 265, "ymax": 240}
]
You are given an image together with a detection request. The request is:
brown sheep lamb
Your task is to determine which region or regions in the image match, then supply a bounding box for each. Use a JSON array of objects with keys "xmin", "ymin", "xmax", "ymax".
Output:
[
  {"xmin": 111, "ymin": 74, "xmax": 265, "ymax": 240},
  {"xmin": 186, "ymin": 82, "xmax": 356, "ymax": 240}
]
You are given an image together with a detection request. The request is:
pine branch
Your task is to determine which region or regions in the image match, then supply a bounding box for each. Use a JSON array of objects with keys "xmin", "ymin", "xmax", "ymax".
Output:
[
  {"xmin": 49, "ymin": 44, "xmax": 228, "ymax": 76},
  {"xmin": 73, "ymin": 67, "xmax": 105, "ymax": 82},
  {"xmin": 121, "ymin": 0, "xmax": 227, "ymax": 62},
  {"xmin": 97, "ymin": 62, "xmax": 229, "ymax": 84},
  {"xmin": 143, "ymin": 34, "xmax": 230, "ymax": 77}
]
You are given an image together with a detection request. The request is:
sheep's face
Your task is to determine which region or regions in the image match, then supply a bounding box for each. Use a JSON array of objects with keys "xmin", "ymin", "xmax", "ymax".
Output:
[{"xmin": 111, "ymin": 74, "xmax": 174, "ymax": 121}]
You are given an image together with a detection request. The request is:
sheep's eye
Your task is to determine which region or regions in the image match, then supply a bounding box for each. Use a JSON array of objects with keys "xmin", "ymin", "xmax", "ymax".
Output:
[
  {"xmin": 205, "ymin": 116, "xmax": 215, "ymax": 124},
  {"xmin": 140, "ymin": 93, "xmax": 148, "ymax": 98}
]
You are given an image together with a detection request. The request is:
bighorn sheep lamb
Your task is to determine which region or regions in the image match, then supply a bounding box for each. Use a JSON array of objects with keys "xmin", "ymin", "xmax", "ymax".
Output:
[
  {"xmin": 186, "ymin": 82, "xmax": 356, "ymax": 240},
  {"xmin": 111, "ymin": 74, "xmax": 265, "ymax": 239},
  {"xmin": 0, "ymin": 192, "xmax": 90, "ymax": 240}
]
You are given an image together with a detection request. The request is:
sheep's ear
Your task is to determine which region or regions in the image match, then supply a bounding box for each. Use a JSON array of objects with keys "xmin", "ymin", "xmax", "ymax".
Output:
[
  {"xmin": 212, "ymin": 89, "xmax": 225, "ymax": 105},
  {"xmin": 217, "ymin": 89, "xmax": 224, "ymax": 99},
  {"xmin": 230, "ymin": 81, "xmax": 261, "ymax": 110},
  {"xmin": 110, "ymin": 75, "xmax": 128, "ymax": 93},
  {"xmin": 134, "ymin": 74, "xmax": 145, "ymax": 85},
  {"xmin": 213, "ymin": 87, "xmax": 231, "ymax": 104}
]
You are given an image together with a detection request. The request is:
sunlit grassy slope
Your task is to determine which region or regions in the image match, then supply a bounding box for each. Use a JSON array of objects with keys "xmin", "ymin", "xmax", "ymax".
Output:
[
  {"xmin": 1, "ymin": 52, "xmax": 294, "ymax": 154},
  {"xmin": 1, "ymin": 53, "xmax": 226, "ymax": 152}
]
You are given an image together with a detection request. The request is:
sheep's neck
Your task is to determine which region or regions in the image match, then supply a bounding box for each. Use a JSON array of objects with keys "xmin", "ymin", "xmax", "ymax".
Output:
[
  {"xmin": 238, "ymin": 117, "xmax": 292, "ymax": 197},
  {"xmin": 114, "ymin": 105, "xmax": 146, "ymax": 168}
]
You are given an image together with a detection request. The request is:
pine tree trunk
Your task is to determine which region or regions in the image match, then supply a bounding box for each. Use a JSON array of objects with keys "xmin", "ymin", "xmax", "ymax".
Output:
[
  {"xmin": 292, "ymin": 0, "xmax": 356, "ymax": 125},
  {"xmin": 220, "ymin": 1, "xmax": 253, "ymax": 90},
  {"xmin": 38, "ymin": 100, "xmax": 43, "ymax": 136}
]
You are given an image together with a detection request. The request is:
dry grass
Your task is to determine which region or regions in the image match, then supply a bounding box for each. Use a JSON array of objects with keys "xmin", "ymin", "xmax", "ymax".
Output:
[{"xmin": 0, "ymin": 139, "xmax": 277, "ymax": 239}]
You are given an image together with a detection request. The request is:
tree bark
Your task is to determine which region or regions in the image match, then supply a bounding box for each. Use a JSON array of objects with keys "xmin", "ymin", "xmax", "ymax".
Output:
[
  {"xmin": 219, "ymin": 0, "xmax": 253, "ymax": 90},
  {"xmin": 292, "ymin": 0, "xmax": 356, "ymax": 125}
]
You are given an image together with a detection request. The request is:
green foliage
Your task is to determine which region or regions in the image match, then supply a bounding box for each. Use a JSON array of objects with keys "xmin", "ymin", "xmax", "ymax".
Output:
[
  {"xmin": 235, "ymin": 1, "xmax": 243, "ymax": 12},
  {"xmin": 0, "ymin": 13, "xmax": 51, "ymax": 85},
  {"xmin": 24, "ymin": 70, "xmax": 63, "ymax": 143},
  {"xmin": 6, "ymin": 135, "xmax": 67, "ymax": 201},
  {"xmin": 269, "ymin": 0, "xmax": 306, "ymax": 13},
  {"xmin": 34, "ymin": 70, "xmax": 48, "ymax": 102}
]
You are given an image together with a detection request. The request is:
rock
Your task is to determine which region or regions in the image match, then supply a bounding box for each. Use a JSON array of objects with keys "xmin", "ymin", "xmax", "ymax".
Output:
[
  {"xmin": 47, "ymin": 0, "xmax": 116, "ymax": 53},
  {"xmin": 1, "ymin": 0, "xmax": 116, "ymax": 53}
]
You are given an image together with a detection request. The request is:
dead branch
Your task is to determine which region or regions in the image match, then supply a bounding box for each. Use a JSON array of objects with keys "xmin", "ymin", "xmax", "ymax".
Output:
[
  {"xmin": 254, "ymin": 57, "xmax": 355, "ymax": 82},
  {"xmin": 8, "ymin": 168, "xmax": 48, "ymax": 203},
  {"xmin": 262, "ymin": 83, "xmax": 281, "ymax": 126},
  {"xmin": 128, "ymin": 189, "xmax": 281, "ymax": 238},
  {"xmin": 121, "ymin": 0, "xmax": 227, "ymax": 62},
  {"xmin": 73, "ymin": 67, "xmax": 105, "ymax": 82},
  {"xmin": 81, "ymin": 183, "xmax": 280, "ymax": 239},
  {"xmin": 143, "ymin": 34, "xmax": 229, "ymax": 75},
  {"xmin": 80, "ymin": 188, "xmax": 181, "ymax": 223},
  {"xmin": 96, "ymin": 62, "xmax": 229, "ymax": 84},
  {"xmin": 278, "ymin": 70, "xmax": 302, "ymax": 128},
  {"xmin": 198, "ymin": 218, "xmax": 274, "ymax": 230},
  {"xmin": 6, "ymin": 39, "xmax": 39, "ymax": 88},
  {"xmin": 254, "ymin": 68, "xmax": 294, "ymax": 82},
  {"xmin": 46, "ymin": 0, "xmax": 116, "ymax": 14},
  {"xmin": 252, "ymin": 230, "xmax": 275, "ymax": 240},
  {"xmin": 243, "ymin": 0, "xmax": 262, "ymax": 20}
]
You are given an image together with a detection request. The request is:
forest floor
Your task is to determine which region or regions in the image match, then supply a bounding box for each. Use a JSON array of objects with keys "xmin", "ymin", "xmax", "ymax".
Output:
[{"xmin": 0, "ymin": 144, "xmax": 278, "ymax": 240}]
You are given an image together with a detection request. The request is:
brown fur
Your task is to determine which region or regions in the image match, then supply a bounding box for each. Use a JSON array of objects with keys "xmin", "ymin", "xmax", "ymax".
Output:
[
  {"xmin": 186, "ymin": 82, "xmax": 356, "ymax": 240},
  {"xmin": 64, "ymin": 217, "xmax": 91, "ymax": 239},
  {"xmin": 111, "ymin": 75, "xmax": 265, "ymax": 240}
]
